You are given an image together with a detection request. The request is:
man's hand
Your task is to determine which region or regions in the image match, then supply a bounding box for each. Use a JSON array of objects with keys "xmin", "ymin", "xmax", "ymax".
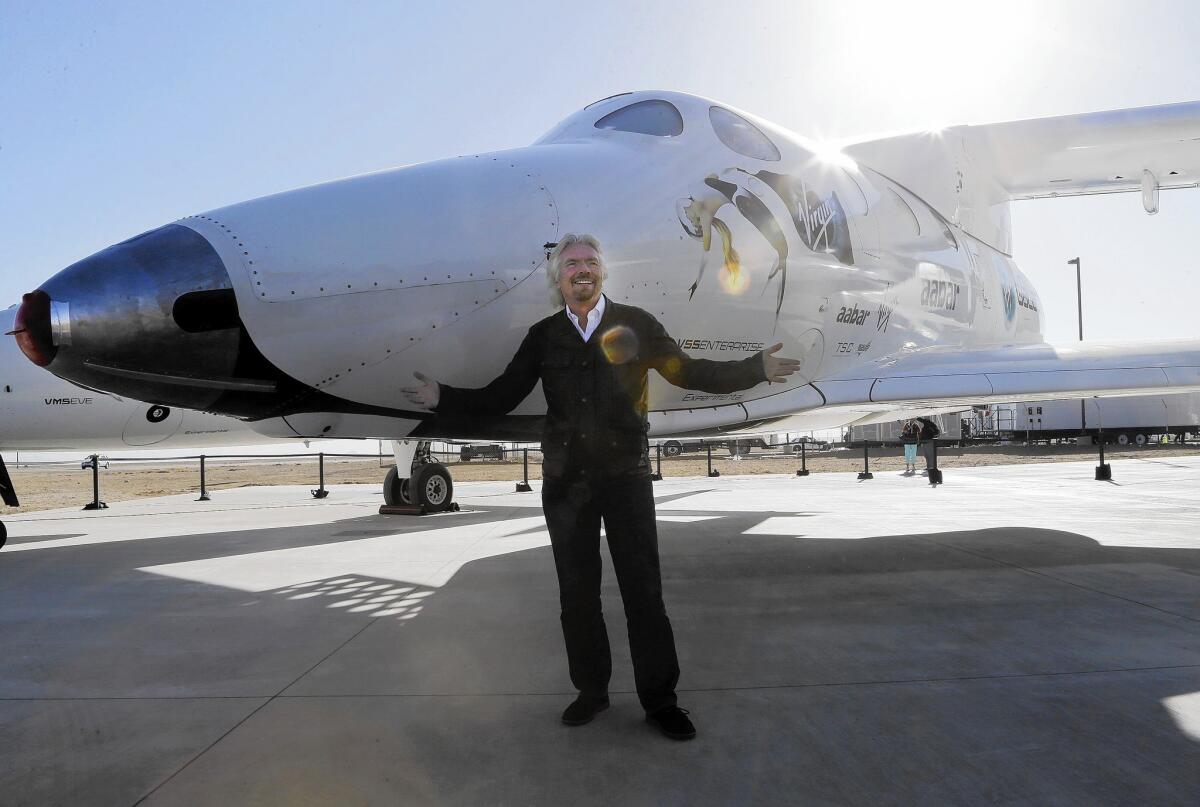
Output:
[
  {"xmin": 761, "ymin": 343, "xmax": 802, "ymax": 383},
  {"xmin": 401, "ymin": 371, "xmax": 441, "ymax": 410}
]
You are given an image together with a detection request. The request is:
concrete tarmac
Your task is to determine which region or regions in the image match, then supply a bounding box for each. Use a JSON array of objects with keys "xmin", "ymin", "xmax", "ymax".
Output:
[{"xmin": 2, "ymin": 457, "xmax": 1199, "ymax": 806}]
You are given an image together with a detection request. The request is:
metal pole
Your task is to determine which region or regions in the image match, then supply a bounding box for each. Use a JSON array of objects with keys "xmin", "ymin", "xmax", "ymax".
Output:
[
  {"xmin": 83, "ymin": 454, "xmax": 107, "ymax": 510},
  {"xmin": 197, "ymin": 455, "xmax": 210, "ymax": 501},
  {"xmin": 312, "ymin": 452, "xmax": 329, "ymax": 498},
  {"xmin": 1069, "ymin": 257, "xmax": 1086, "ymax": 434},
  {"xmin": 1069, "ymin": 257, "xmax": 1084, "ymax": 341},
  {"xmin": 796, "ymin": 440, "xmax": 809, "ymax": 477},
  {"xmin": 651, "ymin": 443, "xmax": 663, "ymax": 482},
  {"xmin": 858, "ymin": 442, "xmax": 873, "ymax": 480},
  {"xmin": 516, "ymin": 448, "xmax": 532, "ymax": 492},
  {"xmin": 707, "ymin": 441, "xmax": 720, "ymax": 477}
]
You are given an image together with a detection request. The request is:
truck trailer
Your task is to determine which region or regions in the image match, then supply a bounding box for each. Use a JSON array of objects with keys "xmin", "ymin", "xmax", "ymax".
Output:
[
  {"xmin": 849, "ymin": 412, "xmax": 963, "ymax": 446},
  {"xmin": 847, "ymin": 394, "xmax": 1200, "ymax": 448},
  {"xmin": 997, "ymin": 393, "xmax": 1200, "ymax": 445}
]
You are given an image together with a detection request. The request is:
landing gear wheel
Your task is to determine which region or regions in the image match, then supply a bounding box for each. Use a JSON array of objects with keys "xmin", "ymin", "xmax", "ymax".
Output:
[
  {"xmin": 1116, "ymin": 433, "xmax": 1131, "ymax": 446},
  {"xmin": 411, "ymin": 463, "xmax": 453, "ymax": 512},
  {"xmin": 1134, "ymin": 433, "xmax": 1148, "ymax": 446},
  {"xmin": 383, "ymin": 466, "xmax": 413, "ymax": 506},
  {"xmin": 662, "ymin": 441, "xmax": 682, "ymax": 457}
]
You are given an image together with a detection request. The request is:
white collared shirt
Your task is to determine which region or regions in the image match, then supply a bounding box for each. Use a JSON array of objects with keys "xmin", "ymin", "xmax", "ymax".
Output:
[{"xmin": 565, "ymin": 294, "xmax": 606, "ymax": 342}]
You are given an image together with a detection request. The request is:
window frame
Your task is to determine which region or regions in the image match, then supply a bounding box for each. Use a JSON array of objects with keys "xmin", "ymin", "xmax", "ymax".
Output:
[
  {"xmin": 708, "ymin": 105, "xmax": 781, "ymax": 162},
  {"xmin": 592, "ymin": 99, "xmax": 685, "ymax": 137}
]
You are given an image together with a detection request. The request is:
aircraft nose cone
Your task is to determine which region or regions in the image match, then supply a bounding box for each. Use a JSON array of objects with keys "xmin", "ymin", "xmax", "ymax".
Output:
[{"xmin": 26, "ymin": 223, "xmax": 249, "ymax": 411}]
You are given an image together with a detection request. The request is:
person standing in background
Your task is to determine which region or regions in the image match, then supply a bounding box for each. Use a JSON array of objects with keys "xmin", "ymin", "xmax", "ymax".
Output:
[{"xmin": 900, "ymin": 419, "xmax": 920, "ymax": 475}]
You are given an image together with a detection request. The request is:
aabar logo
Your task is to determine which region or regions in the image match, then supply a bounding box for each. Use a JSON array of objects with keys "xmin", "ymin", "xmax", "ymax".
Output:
[
  {"xmin": 876, "ymin": 302, "xmax": 894, "ymax": 332},
  {"xmin": 921, "ymin": 279, "xmax": 959, "ymax": 311},
  {"xmin": 45, "ymin": 397, "xmax": 93, "ymax": 405},
  {"xmin": 835, "ymin": 304, "xmax": 871, "ymax": 326},
  {"xmin": 876, "ymin": 283, "xmax": 898, "ymax": 333}
]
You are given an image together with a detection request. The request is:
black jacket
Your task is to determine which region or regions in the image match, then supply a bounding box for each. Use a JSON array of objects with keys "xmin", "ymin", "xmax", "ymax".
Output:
[
  {"xmin": 436, "ymin": 299, "xmax": 766, "ymax": 478},
  {"xmin": 917, "ymin": 418, "xmax": 940, "ymax": 441}
]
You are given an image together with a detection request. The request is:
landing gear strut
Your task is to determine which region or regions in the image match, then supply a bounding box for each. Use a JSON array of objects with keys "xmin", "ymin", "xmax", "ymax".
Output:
[{"xmin": 384, "ymin": 440, "xmax": 456, "ymax": 512}]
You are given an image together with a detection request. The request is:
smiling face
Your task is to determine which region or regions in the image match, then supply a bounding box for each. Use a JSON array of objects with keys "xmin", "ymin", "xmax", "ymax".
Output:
[{"xmin": 556, "ymin": 243, "xmax": 604, "ymax": 309}]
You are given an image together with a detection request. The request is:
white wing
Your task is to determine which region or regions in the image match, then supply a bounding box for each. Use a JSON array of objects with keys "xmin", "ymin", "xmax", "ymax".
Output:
[
  {"xmin": 654, "ymin": 341, "xmax": 1200, "ymax": 435},
  {"xmin": 844, "ymin": 101, "xmax": 1200, "ymax": 253},
  {"xmin": 815, "ymin": 340, "xmax": 1200, "ymax": 410}
]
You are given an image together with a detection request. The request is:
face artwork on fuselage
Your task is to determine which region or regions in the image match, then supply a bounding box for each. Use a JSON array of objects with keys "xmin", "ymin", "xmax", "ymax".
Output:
[{"xmin": 676, "ymin": 167, "xmax": 854, "ymax": 326}]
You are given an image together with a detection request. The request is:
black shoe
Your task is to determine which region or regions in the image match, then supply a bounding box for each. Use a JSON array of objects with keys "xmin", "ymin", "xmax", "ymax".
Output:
[
  {"xmin": 561, "ymin": 694, "xmax": 609, "ymax": 726},
  {"xmin": 646, "ymin": 706, "xmax": 696, "ymax": 740}
]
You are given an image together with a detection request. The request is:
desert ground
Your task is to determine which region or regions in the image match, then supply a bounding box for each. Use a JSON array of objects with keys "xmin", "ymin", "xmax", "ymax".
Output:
[{"xmin": 4, "ymin": 442, "xmax": 1198, "ymax": 514}]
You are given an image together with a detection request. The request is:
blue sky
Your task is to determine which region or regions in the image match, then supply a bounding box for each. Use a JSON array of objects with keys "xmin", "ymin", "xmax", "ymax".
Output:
[{"xmin": 3, "ymin": 0, "xmax": 1200, "ymax": 350}]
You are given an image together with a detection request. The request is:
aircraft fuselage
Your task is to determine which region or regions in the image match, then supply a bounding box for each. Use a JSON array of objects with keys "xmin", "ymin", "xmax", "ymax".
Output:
[{"xmin": 18, "ymin": 91, "xmax": 1044, "ymax": 441}]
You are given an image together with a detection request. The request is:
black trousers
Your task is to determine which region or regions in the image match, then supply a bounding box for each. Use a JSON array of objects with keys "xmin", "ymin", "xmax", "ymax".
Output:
[{"xmin": 541, "ymin": 472, "xmax": 679, "ymax": 714}]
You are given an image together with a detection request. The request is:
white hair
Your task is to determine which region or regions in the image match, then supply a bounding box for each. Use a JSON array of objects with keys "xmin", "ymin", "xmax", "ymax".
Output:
[{"xmin": 547, "ymin": 233, "xmax": 607, "ymax": 304}]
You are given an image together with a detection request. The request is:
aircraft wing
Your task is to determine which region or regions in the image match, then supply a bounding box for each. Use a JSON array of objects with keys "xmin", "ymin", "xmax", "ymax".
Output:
[
  {"xmin": 843, "ymin": 100, "xmax": 1200, "ymax": 251},
  {"xmin": 814, "ymin": 340, "xmax": 1200, "ymax": 411},
  {"xmin": 967, "ymin": 101, "xmax": 1200, "ymax": 201}
]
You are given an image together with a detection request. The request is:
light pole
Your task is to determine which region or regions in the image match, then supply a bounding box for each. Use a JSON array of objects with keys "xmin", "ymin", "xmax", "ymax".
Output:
[
  {"xmin": 1067, "ymin": 257, "xmax": 1083, "ymax": 341},
  {"xmin": 1067, "ymin": 257, "xmax": 1084, "ymax": 432}
]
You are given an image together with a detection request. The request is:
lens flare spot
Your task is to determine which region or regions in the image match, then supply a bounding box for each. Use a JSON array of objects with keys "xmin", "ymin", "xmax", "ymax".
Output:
[
  {"xmin": 600, "ymin": 325, "xmax": 639, "ymax": 365},
  {"xmin": 719, "ymin": 264, "xmax": 749, "ymax": 295},
  {"xmin": 718, "ymin": 244, "xmax": 748, "ymax": 295}
]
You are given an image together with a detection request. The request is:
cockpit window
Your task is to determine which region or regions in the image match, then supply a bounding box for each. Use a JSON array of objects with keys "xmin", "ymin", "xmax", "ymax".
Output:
[
  {"xmin": 709, "ymin": 106, "xmax": 781, "ymax": 161},
  {"xmin": 594, "ymin": 100, "xmax": 684, "ymax": 136}
]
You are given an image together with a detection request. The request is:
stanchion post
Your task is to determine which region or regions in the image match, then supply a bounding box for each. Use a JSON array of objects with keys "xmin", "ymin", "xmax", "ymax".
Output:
[
  {"xmin": 707, "ymin": 441, "xmax": 720, "ymax": 478},
  {"xmin": 311, "ymin": 452, "xmax": 330, "ymax": 498},
  {"xmin": 651, "ymin": 442, "xmax": 663, "ymax": 481},
  {"xmin": 857, "ymin": 442, "xmax": 873, "ymax": 480},
  {"xmin": 197, "ymin": 455, "xmax": 211, "ymax": 501},
  {"xmin": 516, "ymin": 447, "xmax": 533, "ymax": 492},
  {"xmin": 82, "ymin": 454, "xmax": 108, "ymax": 510},
  {"xmin": 796, "ymin": 440, "xmax": 810, "ymax": 477},
  {"xmin": 1095, "ymin": 428, "xmax": 1112, "ymax": 480}
]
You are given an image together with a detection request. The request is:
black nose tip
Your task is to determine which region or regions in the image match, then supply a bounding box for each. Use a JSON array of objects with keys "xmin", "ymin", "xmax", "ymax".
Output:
[
  {"xmin": 30, "ymin": 223, "xmax": 246, "ymax": 409},
  {"xmin": 13, "ymin": 289, "xmax": 55, "ymax": 367}
]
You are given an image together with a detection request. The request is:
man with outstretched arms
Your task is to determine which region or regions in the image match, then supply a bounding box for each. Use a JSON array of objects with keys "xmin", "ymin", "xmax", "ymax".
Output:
[{"xmin": 403, "ymin": 233, "xmax": 799, "ymax": 740}]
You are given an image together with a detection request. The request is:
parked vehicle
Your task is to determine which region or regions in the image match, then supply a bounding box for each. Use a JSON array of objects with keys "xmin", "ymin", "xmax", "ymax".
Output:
[
  {"xmin": 659, "ymin": 437, "xmax": 771, "ymax": 457},
  {"xmin": 997, "ymin": 393, "xmax": 1200, "ymax": 445},
  {"xmin": 459, "ymin": 444, "xmax": 504, "ymax": 461},
  {"xmin": 849, "ymin": 413, "xmax": 963, "ymax": 446},
  {"xmin": 788, "ymin": 437, "xmax": 830, "ymax": 453}
]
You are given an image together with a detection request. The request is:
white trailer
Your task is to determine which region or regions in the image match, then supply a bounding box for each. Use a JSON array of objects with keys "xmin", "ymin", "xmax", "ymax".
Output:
[
  {"xmin": 849, "ymin": 412, "xmax": 964, "ymax": 445},
  {"xmin": 992, "ymin": 393, "xmax": 1200, "ymax": 445}
]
